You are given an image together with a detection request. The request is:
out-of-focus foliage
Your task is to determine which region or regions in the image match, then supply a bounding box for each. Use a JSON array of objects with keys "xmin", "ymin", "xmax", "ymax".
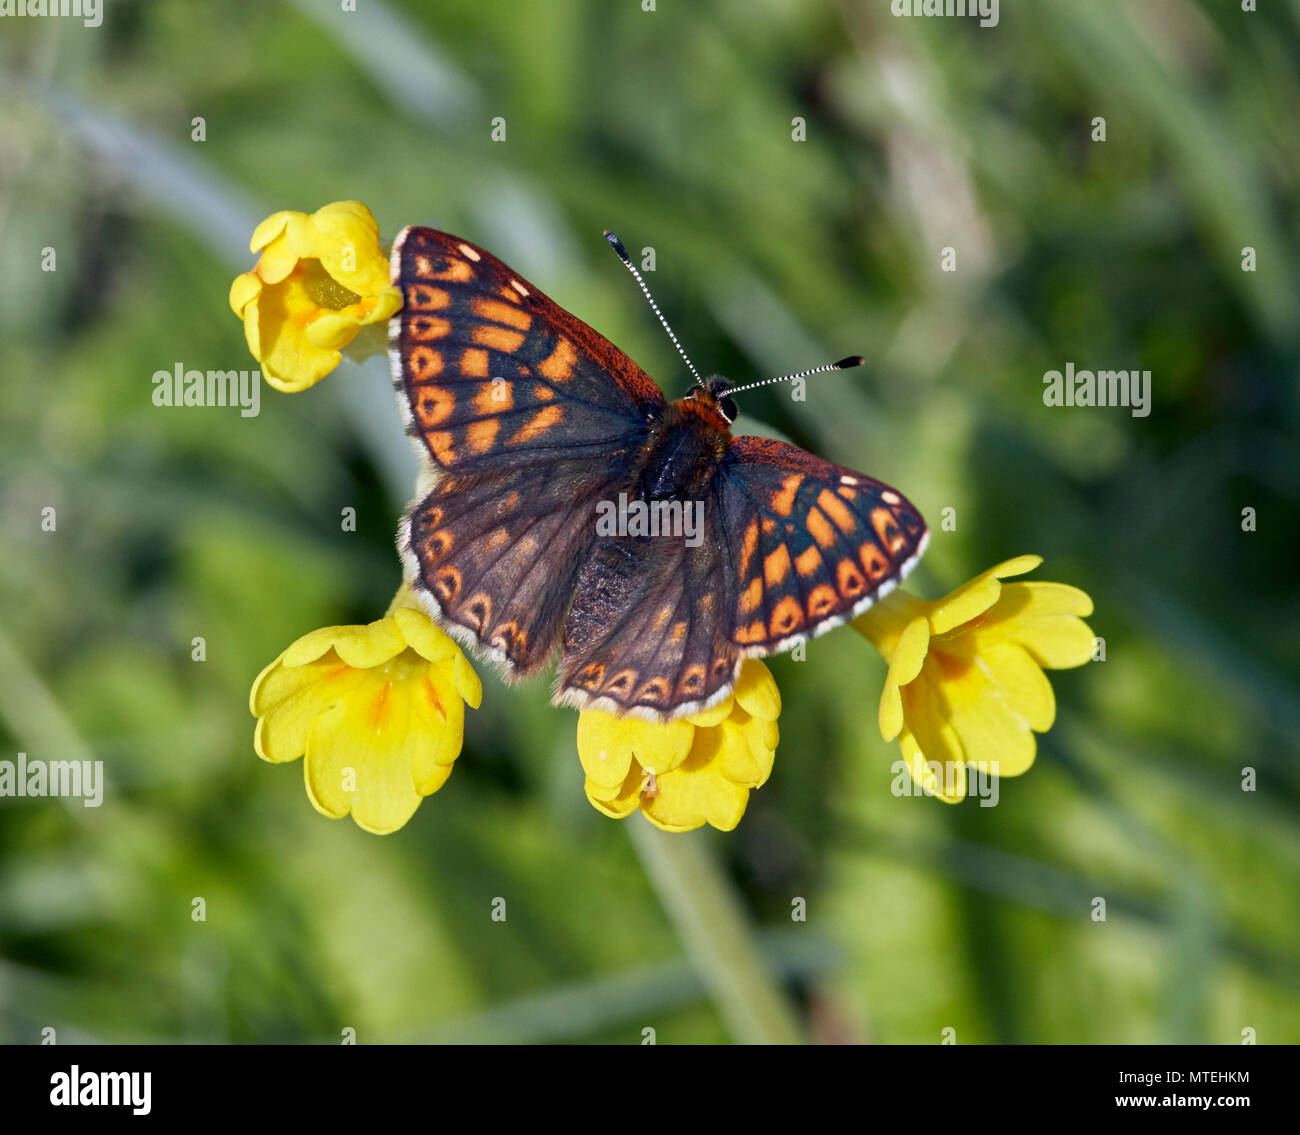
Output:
[{"xmin": 0, "ymin": 0, "xmax": 1296, "ymax": 1044}]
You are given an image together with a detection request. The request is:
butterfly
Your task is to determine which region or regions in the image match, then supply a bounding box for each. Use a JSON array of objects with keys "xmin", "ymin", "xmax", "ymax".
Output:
[{"xmin": 388, "ymin": 226, "xmax": 928, "ymax": 720}]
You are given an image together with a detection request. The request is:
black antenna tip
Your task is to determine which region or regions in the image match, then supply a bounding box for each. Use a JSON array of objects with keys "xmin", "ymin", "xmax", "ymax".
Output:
[
  {"xmin": 835, "ymin": 355, "xmax": 866, "ymax": 370},
  {"xmin": 603, "ymin": 230, "xmax": 632, "ymax": 264}
]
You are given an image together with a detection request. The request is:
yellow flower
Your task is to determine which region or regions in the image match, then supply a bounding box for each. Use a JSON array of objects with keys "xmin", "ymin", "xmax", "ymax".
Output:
[
  {"xmin": 853, "ymin": 555, "xmax": 1095, "ymax": 803},
  {"xmin": 576, "ymin": 660, "xmax": 781, "ymax": 832},
  {"xmin": 229, "ymin": 201, "xmax": 403, "ymax": 393},
  {"xmin": 250, "ymin": 601, "xmax": 481, "ymax": 834}
]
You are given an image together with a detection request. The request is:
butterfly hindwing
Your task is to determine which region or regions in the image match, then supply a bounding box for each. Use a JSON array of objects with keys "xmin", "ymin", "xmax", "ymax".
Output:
[
  {"xmin": 402, "ymin": 450, "xmax": 642, "ymax": 674},
  {"xmin": 391, "ymin": 226, "xmax": 664, "ymax": 475},
  {"xmin": 716, "ymin": 437, "xmax": 928, "ymax": 654},
  {"xmin": 557, "ymin": 514, "xmax": 739, "ymax": 717}
]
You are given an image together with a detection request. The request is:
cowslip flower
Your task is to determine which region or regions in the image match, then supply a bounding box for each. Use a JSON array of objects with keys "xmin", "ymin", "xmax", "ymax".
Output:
[
  {"xmin": 577, "ymin": 660, "xmax": 781, "ymax": 832},
  {"xmin": 853, "ymin": 555, "xmax": 1095, "ymax": 802},
  {"xmin": 229, "ymin": 200, "xmax": 402, "ymax": 392},
  {"xmin": 250, "ymin": 595, "xmax": 481, "ymax": 834}
]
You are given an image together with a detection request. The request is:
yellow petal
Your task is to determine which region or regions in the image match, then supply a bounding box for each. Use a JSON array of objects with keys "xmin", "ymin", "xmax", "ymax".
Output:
[
  {"xmin": 932, "ymin": 651, "xmax": 1038, "ymax": 778},
  {"xmin": 733, "ymin": 659, "xmax": 781, "ymax": 721},
  {"xmin": 283, "ymin": 619, "xmax": 405, "ymax": 669},
  {"xmin": 303, "ymin": 310, "xmax": 370, "ymax": 351},
  {"xmin": 228, "ymin": 272, "xmax": 262, "ymax": 318},
  {"xmin": 686, "ymin": 695, "xmax": 733, "ymax": 728},
  {"xmin": 643, "ymin": 755, "xmax": 749, "ymax": 833},
  {"xmin": 444, "ymin": 653, "xmax": 479, "ymax": 710},
  {"xmin": 713, "ymin": 714, "xmax": 777, "ymax": 789},
  {"xmin": 253, "ymin": 655, "xmax": 369, "ymax": 762},
  {"xmin": 391, "ymin": 605, "xmax": 459, "ymax": 664},
  {"xmin": 898, "ymin": 725, "xmax": 965, "ymax": 804},
  {"xmin": 585, "ymin": 762, "xmax": 642, "ymax": 819},
  {"xmin": 249, "ymin": 210, "xmax": 295, "ymax": 254},
  {"xmin": 878, "ymin": 615, "xmax": 930, "ymax": 741},
  {"xmin": 978, "ymin": 582, "xmax": 1097, "ymax": 669},
  {"xmin": 977, "ymin": 641, "xmax": 1057, "ymax": 732},
  {"xmin": 576, "ymin": 712, "xmax": 640, "ymax": 790},
  {"xmin": 927, "ymin": 555, "xmax": 1042, "ymax": 635},
  {"xmin": 303, "ymin": 702, "xmax": 423, "ymax": 835}
]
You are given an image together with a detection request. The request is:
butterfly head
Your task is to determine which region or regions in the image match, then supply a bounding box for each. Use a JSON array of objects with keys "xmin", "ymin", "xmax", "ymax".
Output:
[{"xmin": 694, "ymin": 375, "xmax": 739, "ymax": 425}]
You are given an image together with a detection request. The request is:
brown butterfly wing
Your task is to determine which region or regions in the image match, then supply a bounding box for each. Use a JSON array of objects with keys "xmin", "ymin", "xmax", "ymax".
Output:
[
  {"xmin": 715, "ymin": 437, "xmax": 928, "ymax": 654},
  {"xmin": 391, "ymin": 226, "xmax": 664, "ymax": 476},
  {"xmin": 402, "ymin": 450, "xmax": 642, "ymax": 676},
  {"xmin": 555, "ymin": 511, "xmax": 739, "ymax": 718}
]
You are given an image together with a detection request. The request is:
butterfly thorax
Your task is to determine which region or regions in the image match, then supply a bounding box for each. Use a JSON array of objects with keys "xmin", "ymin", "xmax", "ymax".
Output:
[{"xmin": 635, "ymin": 394, "xmax": 731, "ymax": 501}]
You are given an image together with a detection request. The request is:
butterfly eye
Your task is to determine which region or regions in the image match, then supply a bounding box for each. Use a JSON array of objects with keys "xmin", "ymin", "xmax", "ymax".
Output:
[{"xmin": 718, "ymin": 395, "xmax": 738, "ymax": 423}]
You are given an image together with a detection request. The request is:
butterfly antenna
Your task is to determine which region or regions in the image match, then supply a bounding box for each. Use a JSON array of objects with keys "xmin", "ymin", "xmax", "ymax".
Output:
[
  {"xmin": 604, "ymin": 231, "xmax": 704, "ymax": 389},
  {"xmin": 726, "ymin": 355, "xmax": 866, "ymax": 397}
]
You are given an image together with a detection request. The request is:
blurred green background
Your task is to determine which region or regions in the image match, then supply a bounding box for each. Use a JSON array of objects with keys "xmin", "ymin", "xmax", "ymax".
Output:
[{"xmin": 1, "ymin": 0, "xmax": 1298, "ymax": 1045}]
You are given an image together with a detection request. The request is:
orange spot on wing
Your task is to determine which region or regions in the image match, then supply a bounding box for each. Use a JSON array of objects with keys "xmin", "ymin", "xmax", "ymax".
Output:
[
  {"xmin": 772, "ymin": 474, "xmax": 803, "ymax": 517},
  {"xmin": 433, "ymin": 565, "xmax": 461, "ymax": 604},
  {"xmin": 576, "ymin": 662, "xmax": 606, "ymax": 689},
  {"xmin": 538, "ymin": 337, "xmax": 577, "ymax": 381},
  {"xmin": 460, "ymin": 348, "xmax": 489, "ymax": 378},
  {"xmin": 835, "ymin": 558, "xmax": 867, "ymax": 598},
  {"xmin": 818, "ymin": 489, "xmax": 857, "ymax": 533},
  {"xmin": 427, "ymin": 430, "xmax": 457, "ymax": 464},
  {"xmin": 426, "ymin": 258, "xmax": 473, "ymax": 283},
  {"xmin": 407, "ymin": 347, "xmax": 444, "ymax": 383},
  {"xmin": 472, "ymin": 382, "xmax": 510, "ymax": 415},
  {"xmin": 808, "ymin": 584, "xmax": 838, "ymax": 617},
  {"xmin": 769, "ymin": 595, "xmax": 804, "ymax": 636},
  {"xmin": 871, "ymin": 507, "xmax": 905, "ymax": 552},
  {"xmin": 471, "ymin": 297, "xmax": 533, "ymax": 331},
  {"xmin": 740, "ymin": 519, "xmax": 760, "ymax": 576},
  {"xmin": 414, "ymin": 385, "xmax": 454, "ymax": 427},
  {"xmin": 605, "ymin": 670, "xmax": 637, "ymax": 696},
  {"xmin": 795, "ymin": 546, "xmax": 823, "ymax": 578},
  {"xmin": 679, "ymin": 665, "xmax": 706, "ymax": 694},
  {"xmin": 472, "ymin": 324, "xmax": 527, "ymax": 353},
  {"xmin": 510, "ymin": 404, "xmax": 563, "ymax": 444},
  {"xmin": 807, "ymin": 507, "xmax": 836, "ymax": 549},
  {"xmin": 860, "ymin": 541, "xmax": 892, "ymax": 580},
  {"xmin": 763, "ymin": 544, "xmax": 791, "ymax": 588},
  {"xmin": 735, "ymin": 620, "xmax": 768, "ymax": 645},
  {"xmin": 463, "ymin": 593, "xmax": 493, "ymax": 633},
  {"xmin": 636, "ymin": 677, "xmax": 671, "ymax": 705},
  {"xmin": 484, "ymin": 527, "xmax": 510, "ymax": 553},
  {"xmin": 466, "ymin": 418, "xmax": 501, "ymax": 454},
  {"xmin": 407, "ymin": 284, "xmax": 450, "ymax": 310},
  {"xmin": 739, "ymin": 576, "xmax": 763, "ymax": 615},
  {"xmin": 408, "ymin": 315, "xmax": 451, "ymax": 341}
]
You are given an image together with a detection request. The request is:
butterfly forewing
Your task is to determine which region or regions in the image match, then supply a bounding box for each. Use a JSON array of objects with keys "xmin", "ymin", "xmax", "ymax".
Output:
[
  {"xmin": 391, "ymin": 226, "xmax": 664, "ymax": 475},
  {"xmin": 716, "ymin": 437, "xmax": 928, "ymax": 654}
]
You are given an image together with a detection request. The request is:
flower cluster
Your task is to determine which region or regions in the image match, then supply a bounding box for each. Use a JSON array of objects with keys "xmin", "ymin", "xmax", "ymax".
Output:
[
  {"xmin": 236, "ymin": 201, "xmax": 1096, "ymax": 833},
  {"xmin": 229, "ymin": 201, "xmax": 401, "ymax": 393}
]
